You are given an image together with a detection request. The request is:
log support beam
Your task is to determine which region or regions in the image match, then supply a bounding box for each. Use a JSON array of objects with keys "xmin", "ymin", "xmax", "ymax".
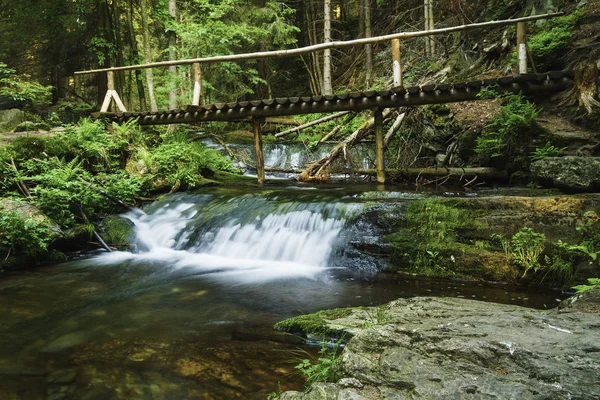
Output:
[
  {"xmin": 374, "ymin": 108, "xmax": 385, "ymax": 184},
  {"xmin": 253, "ymin": 118, "xmax": 265, "ymax": 185},
  {"xmin": 100, "ymin": 71, "xmax": 127, "ymax": 113}
]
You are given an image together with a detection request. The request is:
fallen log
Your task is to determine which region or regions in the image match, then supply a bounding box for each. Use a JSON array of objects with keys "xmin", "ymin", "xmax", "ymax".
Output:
[
  {"xmin": 320, "ymin": 112, "xmax": 358, "ymax": 143},
  {"xmin": 275, "ymin": 111, "xmax": 351, "ymax": 138},
  {"xmin": 266, "ymin": 166, "xmax": 506, "ymax": 180},
  {"xmin": 298, "ymin": 108, "xmax": 394, "ymax": 181}
]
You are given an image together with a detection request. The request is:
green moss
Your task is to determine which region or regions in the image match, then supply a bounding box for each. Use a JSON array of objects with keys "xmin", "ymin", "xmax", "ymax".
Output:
[{"xmin": 274, "ymin": 308, "xmax": 354, "ymax": 337}]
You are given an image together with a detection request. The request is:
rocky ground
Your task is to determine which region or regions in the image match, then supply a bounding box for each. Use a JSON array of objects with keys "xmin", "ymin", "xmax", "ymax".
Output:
[{"xmin": 278, "ymin": 288, "xmax": 600, "ymax": 400}]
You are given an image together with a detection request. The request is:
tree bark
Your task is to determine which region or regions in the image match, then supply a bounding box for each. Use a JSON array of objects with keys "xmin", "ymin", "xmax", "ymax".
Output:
[
  {"xmin": 126, "ymin": 0, "xmax": 147, "ymax": 111},
  {"xmin": 364, "ymin": 0, "xmax": 373, "ymax": 88},
  {"xmin": 323, "ymin": 0, "xmax": 333, "ymax": 95},
  {"xmin": 140, "ymin": 0, "xmax": 158, "ymax": 111},
  {"xmin": 168, "ymin": 0, "xmax": 177, "ymax": 110}
]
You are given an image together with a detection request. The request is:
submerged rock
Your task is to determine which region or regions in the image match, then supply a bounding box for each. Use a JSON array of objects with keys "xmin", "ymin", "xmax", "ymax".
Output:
[{"xmin": 278, "ymin": 288, "xmax": 600, "ymax": 399}]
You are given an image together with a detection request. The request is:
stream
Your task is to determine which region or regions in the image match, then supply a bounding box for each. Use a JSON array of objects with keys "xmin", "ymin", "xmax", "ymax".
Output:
[{"xmin": 0, "ymin": 185, "xmax": 566, "ymax": 399}]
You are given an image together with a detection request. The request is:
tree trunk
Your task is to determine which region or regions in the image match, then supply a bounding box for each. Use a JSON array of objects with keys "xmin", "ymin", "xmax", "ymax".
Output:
[
  {"xmin": 364, "ymin": 0, "xmax": 373, "ymax": 88},
  {"xmin": 168, "ymin": 0, "xmax": 177, "ymax": 110},
  {"xmin": 126, "ymin": 0, "xmax": 147, "ymax": 111},
  {"xmin": 323, "ymin": 0, "xmax": 333, "ymax": 95},
  {"xmin": 140, "ymin": 0, "xmax": 158, "ymax": 111}
]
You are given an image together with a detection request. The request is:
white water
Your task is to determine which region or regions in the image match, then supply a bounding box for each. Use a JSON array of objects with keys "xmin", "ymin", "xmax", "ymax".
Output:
[{"xmin": 93, "ymin": 195, "xmax": 354, "ymax": 283}]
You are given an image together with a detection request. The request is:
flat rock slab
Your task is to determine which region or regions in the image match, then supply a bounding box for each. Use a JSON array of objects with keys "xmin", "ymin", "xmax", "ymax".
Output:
[{"xmin": 281, "ymin": 289, "xmax": 600, "ymax": 399}]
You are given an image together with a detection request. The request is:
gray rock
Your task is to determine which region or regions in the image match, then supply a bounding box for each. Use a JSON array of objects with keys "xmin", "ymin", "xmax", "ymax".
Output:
[
  {"xmin": 337, "ymin": 378, "xmax": 363, "ymax": 389},
  {"xmin": 279, "ymin": 392, "xmax": 305, "ymax": 400},
  {"xmin": 279, "ymin": 290, "xmax": 600, "ymax": 399},
  {"xmin": 0, "ymin": 108, "xmax": 25, "ymax": 132},
  {"xmin": 304, "ymin": 383, "xmax": 340, "ymax": 400},
  {"xmin": 530, "ymin": 157, "xmax": 600, "ymax": 191},
  {"xmin": 338, "ymin": 389, "xmax": 368, "ymax": 400}
]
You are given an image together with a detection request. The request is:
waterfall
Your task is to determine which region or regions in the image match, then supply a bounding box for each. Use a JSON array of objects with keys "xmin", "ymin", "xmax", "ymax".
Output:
[{"xmin": 94, "ymin": 192, "xmax": 360, "ymax": 282}]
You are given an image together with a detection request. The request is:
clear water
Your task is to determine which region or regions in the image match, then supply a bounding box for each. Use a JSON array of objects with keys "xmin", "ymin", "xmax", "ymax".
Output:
[{"xmin": 0, "ymin": 186, "xmax": 565, "ymax": 399}]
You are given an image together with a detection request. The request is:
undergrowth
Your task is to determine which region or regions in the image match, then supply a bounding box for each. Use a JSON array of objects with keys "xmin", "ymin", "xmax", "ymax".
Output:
[{"xmin": 0, "ymin": 118, "xmax": 236, "ymax": 269}]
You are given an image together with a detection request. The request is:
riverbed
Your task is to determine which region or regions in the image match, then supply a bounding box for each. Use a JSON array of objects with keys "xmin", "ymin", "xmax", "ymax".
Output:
[{"xmin": 0, "ymin": 186, "xmax": 566, "ymax": 399}]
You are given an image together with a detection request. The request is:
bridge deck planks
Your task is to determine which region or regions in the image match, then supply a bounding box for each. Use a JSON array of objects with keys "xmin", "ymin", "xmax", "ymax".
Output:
[{"xmin": 98, "ymin": 71, "xmax": 573, "ymax": 125}]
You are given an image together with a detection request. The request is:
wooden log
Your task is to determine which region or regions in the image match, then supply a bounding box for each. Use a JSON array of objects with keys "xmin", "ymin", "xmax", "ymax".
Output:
[
  {"xmin": 374, "ymin": 108, "xmax": 385, "ymax": 184},
  {"xmin": 253, "ymin": 118, "xmax": 265, "ymax": 184},
  {"xmin": 275, "ymin": 111, "xmax": 351, "ymax": 138},
  {"xmin": 360, "ymin": 167, "xmax": 507, "ymax": 180},
  {"xmin": 384, "ymin": 111, "xmax": 407, "ymax": 147},
  {"xmin": 266, "ymin": 167, "xmax": 506, "ymax": 180},
  {"xmin": 76, "ymin": 13, "xmax": 563, "ymax": 75},
  {"xmin": 320, "ymin": 113, "xmax": 357, "ymax": 143},
  {"xmin": 298, "ymin": 108, "xmax": 394, "ymax": 181}
]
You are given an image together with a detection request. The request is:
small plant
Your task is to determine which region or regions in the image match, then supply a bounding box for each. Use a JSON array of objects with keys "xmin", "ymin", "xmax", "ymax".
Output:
[
  {"xmin": 294, "ymin": 339, "xmax": 344, "ymax": 385},
  {"xmin": 530, "ymin": 142, "xmax": 566, "ymax": 162},
  {"xmin": 511, "ymin": 227, "xmax": 546, "ymax": 278},
  {"xmin": 572, "ymin": 278, "xmax": 600, "ymax": 294},
  {"xmin": 362, "ymin": 305, "xmax": 392, "ymax": 328}
]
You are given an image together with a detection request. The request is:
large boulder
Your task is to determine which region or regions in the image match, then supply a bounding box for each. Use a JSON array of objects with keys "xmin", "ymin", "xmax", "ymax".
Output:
[
  {"xmin": 279, "ymin": 289, "xmax": 600, "ymax": 399},
  {"xmin": 0, "ymin": 108, "xmax": 26, "ymax": 132},
  {"xmin": 531, "ymin": 157, "xmax": 600, "ymax": 191}
]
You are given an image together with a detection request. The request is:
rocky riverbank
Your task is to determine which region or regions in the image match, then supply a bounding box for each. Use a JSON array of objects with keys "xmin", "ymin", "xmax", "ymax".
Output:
[{"xmin": 277, "ymin": 288, "xmax": 600, "ymax": 400}]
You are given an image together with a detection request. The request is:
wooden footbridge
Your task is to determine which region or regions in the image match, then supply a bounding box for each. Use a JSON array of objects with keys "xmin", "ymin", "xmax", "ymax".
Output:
[{"xmin": 76, "ymin": 12, "xmax": 573, "ymax": 184}]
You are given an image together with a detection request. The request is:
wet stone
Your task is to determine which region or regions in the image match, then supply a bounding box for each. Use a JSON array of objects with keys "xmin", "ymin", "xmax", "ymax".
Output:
[{"xmin": 46, "ymin": 369, "xmax": 77, "ymax": 384}]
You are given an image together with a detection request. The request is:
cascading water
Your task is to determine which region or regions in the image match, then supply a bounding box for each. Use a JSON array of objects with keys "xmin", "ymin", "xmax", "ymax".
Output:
[{"xmin": 95, "ymin": 191, "xmax": 361, "ymax": 282}]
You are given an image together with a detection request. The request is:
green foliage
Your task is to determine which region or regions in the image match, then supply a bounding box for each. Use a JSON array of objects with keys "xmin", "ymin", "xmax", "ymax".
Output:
[
  {"xmin": 475, "ymin": 94, "xmax": 542, "ymax": 167},
  {"xmin": 149, "ymin": 139, "xmax": 233, "ymax": 190},
  {"xmin": 387, "ymin": 199, "xmax": 475, "ymax": 277},
  {"xmin": 476, "ymin": 85, "xmax": 501, "ymax": 100},
  {"xmin": 530, "ymin": 142, "xmax": 565, "ymax": 162},
  {"xmin": 572, "ymin": 278, "xmax": 600, "ymax": 294},
  {"xmin": 510, "ymin": 227, "xmax": 546, "ymax": 277},
  {"xmin": 295, "ymin": 339, "xmax": 343, "ymax": 385},
  {"xmin": 527, "ymin": 11, "xmax": 583, "ymax": 70},
  {"xmin": 0, "ymin": 203, "xmax": 55, "ymax": 267},
  {"xmin": 0, "ymin": 63, "xmax": 52, "ymax": 105},
  {"xmin": 166, "ymin": 0, "xmax": 299, "ymax": 103}
]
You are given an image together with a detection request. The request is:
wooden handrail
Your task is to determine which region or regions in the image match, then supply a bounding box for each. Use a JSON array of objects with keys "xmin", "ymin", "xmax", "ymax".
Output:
[{"xmin": 75, "ymin": 12, "xmax": 563, "ymax": 75}]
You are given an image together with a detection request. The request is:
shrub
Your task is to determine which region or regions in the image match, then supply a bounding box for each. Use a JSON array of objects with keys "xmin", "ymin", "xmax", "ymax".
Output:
[
  {"xmin": 0, "ymin": 204, "xmax": 56, "ymax": 268},
  {"xmin": 0, "ymin": 63, "xmax": 53, "ymax": 105},
  {"xmin": 527, "ymin": 10, "xmax": 583, "ymax": 70},
  {"xmin": 475, "ymin": 94, "xmax": 542, "ymax": 169}
]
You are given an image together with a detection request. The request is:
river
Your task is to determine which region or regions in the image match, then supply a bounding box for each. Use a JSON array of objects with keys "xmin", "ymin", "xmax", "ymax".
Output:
[{"xmin": 0, "ymin": 185, "xmax": 565, "ymax": 399}]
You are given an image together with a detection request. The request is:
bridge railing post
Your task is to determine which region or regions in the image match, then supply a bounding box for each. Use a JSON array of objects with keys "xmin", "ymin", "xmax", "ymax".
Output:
[
  {"xmin": 374, "ymin": 108, "xmax": 385, "ymax": 184},
  {"xmin": 192, "ymin": 62, "xmax": 203, "ymax": 106},
  {"xmin": 391, "ymin": 39, "xmax": 402, "ymax": 87},
  {"xmin": 253, "ymin": 118, "xmax": 265, "ymax": 185},
  {"xmin": 517, "ymin": 22, "xmax": 527, "ymax": 74},
  {"xmin": 100, "ymin": 70, "xmax": 127, "ymax": 113}
]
